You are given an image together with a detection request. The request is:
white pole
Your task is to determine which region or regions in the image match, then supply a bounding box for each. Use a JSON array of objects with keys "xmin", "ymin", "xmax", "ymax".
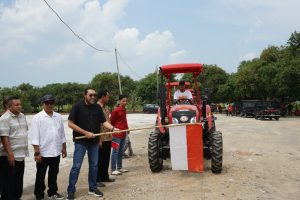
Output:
[{"xmin": 115, "ymin": 48, "xmax": 122, "ymax": 95}]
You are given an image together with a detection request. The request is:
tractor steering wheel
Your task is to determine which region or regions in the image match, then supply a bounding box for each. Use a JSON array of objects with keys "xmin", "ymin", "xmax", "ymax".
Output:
[{"xmin": 174, "ymin": 98, "xmax": 193, "ymax": 105}]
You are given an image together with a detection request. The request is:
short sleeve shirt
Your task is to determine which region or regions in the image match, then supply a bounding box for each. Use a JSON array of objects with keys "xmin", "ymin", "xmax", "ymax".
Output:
[
  {"xmin": 30, "ymin": 110, "xmax": 66, "ymax": 157},
  {"xmin": 0, "ymin": 111, "xmax": 29, "ymax": 161},
  {"xmin": 174, "ymin": 90, "xmax": 193, "ymax": 100},
  {"xmin": 68, "ymin": 101, "xmax": 106, "ymax": 144},
  {"xmin": 99, "ymin": 104, "xmax": 112, "ymax": 142}
]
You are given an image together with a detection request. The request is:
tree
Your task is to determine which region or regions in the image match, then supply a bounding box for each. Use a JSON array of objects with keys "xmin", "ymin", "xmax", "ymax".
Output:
[
  {"xmin": 287, "ymin": 31, "xmax": 300, "ymax": 56},
  {"xmin": 41, "ymin": 83, "xmax": 86, "ymax": 112},
  {"xmin": 215, "ymin": 74, "xmax": 237, "ymax": 102},
  {"xmin": 260, "ymin": 46, "xmax": 280, "ymax": 63},
  {"xmin": 136, "ymin": 72, "xmax": 158, "ymax": 104},
  {"xmin": 90, "ymin": 72, "xmax": 136, "ymax": 109},
  {"xmin": 198, "ymin": 65, "xmax": 229, "ymax": 102}
]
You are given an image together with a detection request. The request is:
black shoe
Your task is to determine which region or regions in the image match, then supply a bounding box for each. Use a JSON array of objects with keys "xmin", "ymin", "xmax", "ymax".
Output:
[
  {"xmin": 123, "ymin": 154, "xmax": 129, "ymax": 159},
  {"xmin": 96, "ymin": 182, "xmax": 106, "ymax": 187},
  {"xmin": 36, "ymin": 197, "xmax": 44, "ymax": 200},
  {"xmin": 104, "ymin": 178, "xmax": 115, "ymax": 182},
  {"xmin": 67, "ymin": 193, "xmax": 75, "ymax": 200},
  {"xmin": 88, "ymin": 188, "xmax": 103, "ymax": 197}
]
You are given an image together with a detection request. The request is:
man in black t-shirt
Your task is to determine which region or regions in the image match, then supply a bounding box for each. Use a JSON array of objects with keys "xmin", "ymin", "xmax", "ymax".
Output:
[{"xmin": 66, "ymin": 88, "xmax": 118, "ymax": 200}]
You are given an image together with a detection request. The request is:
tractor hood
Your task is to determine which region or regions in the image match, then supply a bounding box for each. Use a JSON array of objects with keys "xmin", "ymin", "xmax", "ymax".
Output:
[{"xmin": 169, "ymin": 104, "xmax": 199, "ymax": 124}]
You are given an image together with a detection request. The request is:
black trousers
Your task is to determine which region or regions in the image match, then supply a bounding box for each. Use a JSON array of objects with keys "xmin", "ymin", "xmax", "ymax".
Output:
[
  {"xmin": 0, "ymin": 156, "xmax": 25, "ymax": 200},
  {"xmin": 97, "ymin": 141, "xmax": 111, "ymax": 182},
  {"xmin": 0, "ymin": 157, "xmax": 3, "ymax": 197},
  {"xmin": 34, "ymin": 156, "xmax": 60, "ymax": 198}
]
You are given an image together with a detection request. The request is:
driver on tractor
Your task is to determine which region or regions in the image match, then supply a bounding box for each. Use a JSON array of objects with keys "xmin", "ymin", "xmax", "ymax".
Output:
[{"xmin": 174, "ymin": 80, "xmax": 193, "ymax": 104}]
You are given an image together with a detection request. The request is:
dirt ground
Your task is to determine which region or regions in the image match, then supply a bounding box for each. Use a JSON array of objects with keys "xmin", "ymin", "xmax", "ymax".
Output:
[{"xmin": 22, "ymin": 114, "xmax": 300, "ymax": 200}]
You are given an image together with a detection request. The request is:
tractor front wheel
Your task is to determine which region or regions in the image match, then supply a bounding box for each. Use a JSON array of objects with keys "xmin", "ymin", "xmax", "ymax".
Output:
[
  {"xmin": 210, "ymin": 131, "xmax": 223, "ymax": 174},
  {"xmin": 148, "ymin": 131, "xmax": 163, "ymax": 172}
]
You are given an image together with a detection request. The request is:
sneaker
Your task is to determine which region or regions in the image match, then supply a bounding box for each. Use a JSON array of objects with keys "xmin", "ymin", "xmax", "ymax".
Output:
[
  {"xmin": 96, "ymin": 182, "xmax": 106, "ymax": 187},
  {"xmin": 67, "ymin": 193, "xmax": 75, "ymax": 200},
  {"xmin": 111, "ymin": 170, "xmax": 122, "ymax": 175},
  {"xmin": 103, "ymin": 178, "xmax": 115, "ymax": 182},
  {"xmin": 88, "ymin": 188, "xmax": 103, "ymax": 197},
  {"xmin": 48, "ymin": 193, "xmax": 64, "ymax": 200},
  {"xmin": 118, "ymin": 168, "xmax": 129, "ymax": 173}
]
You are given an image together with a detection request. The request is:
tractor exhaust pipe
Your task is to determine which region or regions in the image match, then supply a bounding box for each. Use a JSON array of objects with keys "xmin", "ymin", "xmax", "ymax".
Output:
[
  {"xmin": 159, "ymin": 68, "xmax": 167, "ymax": 124},
  {"xmin": 202, "ymin": 100, "xmax": 207, "ymax": 120}
]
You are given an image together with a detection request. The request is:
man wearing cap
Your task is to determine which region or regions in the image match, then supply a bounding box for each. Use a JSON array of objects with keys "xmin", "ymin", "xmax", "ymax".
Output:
[
  {"xmin": 174, "ymin": 80, "xmax": 193, "ymax": 103},
  {"xmin": 30, "ymin": 95, "xmax": 66, "ymax": 200}
]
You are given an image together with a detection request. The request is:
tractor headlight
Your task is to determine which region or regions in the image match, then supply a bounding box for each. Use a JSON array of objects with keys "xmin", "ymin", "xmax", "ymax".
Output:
[
  {"xmin": 190, "ymin": 117, "xmax": 196, "ymax": 123},
  {"xmin": 172, "ymin": 118, "xmax": 179, "ymax": 124}
]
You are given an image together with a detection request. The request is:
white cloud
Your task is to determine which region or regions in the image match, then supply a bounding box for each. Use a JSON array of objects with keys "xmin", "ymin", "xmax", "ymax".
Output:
[
  {"xmin": 136, "ymin": 30, "xmax": 176, "ymax": 57},
  {"xmin": 0, "ymin": 0, "xmax": 180, "ymax": 86},
  {"xmin": 114, "ymin": 28, "xmax": 140, "ymax": 55}
]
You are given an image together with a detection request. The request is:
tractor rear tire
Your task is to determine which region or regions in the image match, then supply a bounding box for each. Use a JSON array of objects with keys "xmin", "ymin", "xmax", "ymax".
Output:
[
  {"xmin": 148, "ymin": 131, "xmax": 163, "ymax": 172},
  {"xmin": 211, "ymin": 131, "xmax": 223, "ymax": 174}
]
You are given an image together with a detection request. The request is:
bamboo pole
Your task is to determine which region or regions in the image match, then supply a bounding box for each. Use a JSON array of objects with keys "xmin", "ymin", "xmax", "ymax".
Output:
[{"xmin": 75, "ymin": 123, "xmax": 202, "ymax": 140}]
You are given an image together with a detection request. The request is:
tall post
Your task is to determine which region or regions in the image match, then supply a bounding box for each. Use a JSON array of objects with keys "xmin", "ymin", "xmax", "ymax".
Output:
[
  {"xmin": 156, "ymin": 66, "xmax": 159, "ymax": 104},
  {"xmin": 115, "ymin": 48, "xmax": 122, "ymax": 94}
]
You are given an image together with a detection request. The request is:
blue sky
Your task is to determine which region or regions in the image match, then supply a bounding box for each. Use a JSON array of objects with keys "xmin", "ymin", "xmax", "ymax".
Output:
[{"xmin": 0, "ymin": 0, "xmax": 299, "ymax": 87}]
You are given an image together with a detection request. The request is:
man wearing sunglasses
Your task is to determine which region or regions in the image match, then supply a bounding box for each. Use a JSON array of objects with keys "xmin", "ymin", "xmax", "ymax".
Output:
[
  {"xmin": 30, "ymin": 94, "xmax": 66, "ymax": 200},
  {"xmin": 67, "ymin": 88, "xmax": 118, "ymax": 200}
]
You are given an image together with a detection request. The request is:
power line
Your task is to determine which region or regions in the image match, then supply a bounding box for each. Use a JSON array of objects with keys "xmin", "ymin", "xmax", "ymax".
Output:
[
  {"xmin": 116, "ymin": 49, "xmax": 143, "ymax": 79},
  {"xmin": 42, "ymin": 0, "xmax": 111, "ymax": 52}
]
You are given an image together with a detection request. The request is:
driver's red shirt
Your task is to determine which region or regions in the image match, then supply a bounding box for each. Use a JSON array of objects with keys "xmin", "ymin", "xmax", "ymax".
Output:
[{"xmin": 110, "ymin": 106, "xmax": 128, "ymax": 139}]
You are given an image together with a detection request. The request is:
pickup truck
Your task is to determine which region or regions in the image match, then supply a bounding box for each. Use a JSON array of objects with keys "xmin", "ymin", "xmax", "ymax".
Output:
[{"xmin": 254, "ymin": 101, "xmax": 281, "ymax": 120}]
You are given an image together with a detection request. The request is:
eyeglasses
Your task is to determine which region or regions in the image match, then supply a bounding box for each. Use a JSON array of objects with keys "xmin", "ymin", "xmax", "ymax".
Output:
[
  {"xmin": 88, "ymin": 94, "xmax": 97, "ymax": 97},
  {"xmin": 44, "ymin": 101, "xmax": 54, "ymax": 105}
]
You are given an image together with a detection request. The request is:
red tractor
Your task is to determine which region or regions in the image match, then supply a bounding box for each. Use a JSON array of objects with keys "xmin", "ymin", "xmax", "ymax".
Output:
[{"xmin": 148, "ymin": 63, "xmax": 223, "ymax": 173}]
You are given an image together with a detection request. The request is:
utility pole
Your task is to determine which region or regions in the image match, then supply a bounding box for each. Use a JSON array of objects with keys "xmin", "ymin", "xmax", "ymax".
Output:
[{"xmin": 115, "ymin": 48, "xmax": 122, "ymax": 94}]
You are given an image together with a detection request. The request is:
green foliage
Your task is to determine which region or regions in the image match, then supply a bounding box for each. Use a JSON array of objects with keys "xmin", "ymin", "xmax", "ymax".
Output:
[
  {"xmin": 288, "ymin": 31, "xmax": 300, "ymax": 56},
  {"xmin": 127, "ymin": 91, "xmax": 143, "ymax": 112},
  {"xmin": 136, "ymin": 72, "xmax": 158, "ymax": 104},
  {"xmin": 90, "ymin": 72, "xmax": 136, "ymax": 109},
  {"xmin": 233, "ymin": 31, "xmax": 300, "ymax": 101}
]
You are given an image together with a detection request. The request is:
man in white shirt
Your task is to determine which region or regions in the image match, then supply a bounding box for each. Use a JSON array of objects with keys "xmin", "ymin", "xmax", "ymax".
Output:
[
  {"xmin": 30, "ymin": 95, "xmax": 66, "ymax": 200},
  {"xmin": 174, "ymin": 80, "xmax": 193, "ymax": 103}
]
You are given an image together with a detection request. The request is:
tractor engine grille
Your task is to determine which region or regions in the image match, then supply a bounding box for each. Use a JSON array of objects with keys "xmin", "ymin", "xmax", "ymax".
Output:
[{"xmin": 172, "ymin": 110, "xmax": 196, "ymax": 123}]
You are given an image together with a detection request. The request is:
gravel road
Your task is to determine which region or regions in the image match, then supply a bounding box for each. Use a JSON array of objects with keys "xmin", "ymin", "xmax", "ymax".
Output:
[{"xmin": 21, "ymin": 114, "xmax": 300, "ymax": 200}]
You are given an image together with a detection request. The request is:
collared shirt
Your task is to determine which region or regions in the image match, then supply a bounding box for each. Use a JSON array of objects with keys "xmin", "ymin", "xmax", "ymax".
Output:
[
  {"xmin": 68, "ymin": 101, "xmax": 106, "ymax": 144},
  {"xmin": 0, "ymin": 111, "xmax": 29, "ymax": 161},
  {"xmin": 110, "ymin": 106, "xmax": 128, "ymax": 139},
  {"xmin": 98, "ymin": 104, "xmax": 112, "ymax": 142},
  {"xmin": 30, "ymin": 110, "xmax": 66, "ymax": 157}
]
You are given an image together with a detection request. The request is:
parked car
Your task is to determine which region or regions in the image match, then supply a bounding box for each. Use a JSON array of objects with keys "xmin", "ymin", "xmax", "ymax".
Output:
[
  {"xmin": 239, "ymin": 100, "xmax": 260, "ymax": 117},
  {"xmin": 254, "ymin": 101, "xmax": 281, "ymax": 120},
  {"xmin": 143, "ymin": 104, "xmax": 159, "ymax": 113}
]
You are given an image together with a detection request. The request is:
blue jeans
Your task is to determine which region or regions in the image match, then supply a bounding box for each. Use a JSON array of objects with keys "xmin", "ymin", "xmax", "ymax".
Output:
[
  {"xmin": 67, "ymin": 142, "xmax": 99, "ymax": 193},
  {"xmin": 111, "ymin": 137, "xmax": 125, "ymax": 171}
]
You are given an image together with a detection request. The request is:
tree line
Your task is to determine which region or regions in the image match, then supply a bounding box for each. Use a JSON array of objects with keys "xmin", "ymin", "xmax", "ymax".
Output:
[{"xmin": 1, "ymin": 31, "xmax": 299, "ymax": 113}]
